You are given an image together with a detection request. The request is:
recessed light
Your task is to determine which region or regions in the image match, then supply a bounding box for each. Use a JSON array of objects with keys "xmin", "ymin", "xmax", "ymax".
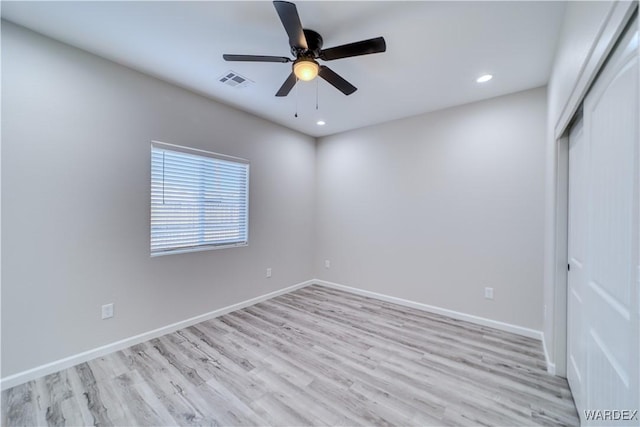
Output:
[
  {"xmin": 476, "ymin": 74, "xmax": 493, "ymax": 83},
  {"xmin": 316, "ymin": 120, "xmax": 326, "ymax": 126}
]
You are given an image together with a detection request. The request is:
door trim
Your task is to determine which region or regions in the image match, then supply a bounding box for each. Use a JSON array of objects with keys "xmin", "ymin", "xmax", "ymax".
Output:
[{"xmin": 554, "ymin": 1, "xmax": 638, "ymax": 140}]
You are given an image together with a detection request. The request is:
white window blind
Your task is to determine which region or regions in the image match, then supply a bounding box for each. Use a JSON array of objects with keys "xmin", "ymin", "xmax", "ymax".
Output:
[{"xmin": 151, "ymin": 142, "xmax": 249, "ymax": 256}]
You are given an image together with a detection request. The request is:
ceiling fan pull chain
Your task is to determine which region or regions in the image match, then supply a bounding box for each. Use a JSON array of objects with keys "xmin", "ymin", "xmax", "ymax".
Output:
[
  {"xmin": 294, "ymin": 76, "xmax": 299, "ymax": 118},
  {"xmin": 316, "ymin": 78, "xmax": 319, "ymax": 110}
]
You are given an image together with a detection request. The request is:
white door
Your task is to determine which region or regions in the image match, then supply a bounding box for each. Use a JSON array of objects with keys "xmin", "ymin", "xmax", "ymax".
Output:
[
  {"xmin": 567, "ymin": 114, "xmax": 586, "ymax": 414},
  {"xmin": 567, "ymin": 15, "xmax": 639, "ymax": 426}
]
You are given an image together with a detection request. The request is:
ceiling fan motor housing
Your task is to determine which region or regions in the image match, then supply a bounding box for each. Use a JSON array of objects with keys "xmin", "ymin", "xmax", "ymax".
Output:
[{"xmin": 295, "ymin": 29, "xmax": 323, "ymax": 58}]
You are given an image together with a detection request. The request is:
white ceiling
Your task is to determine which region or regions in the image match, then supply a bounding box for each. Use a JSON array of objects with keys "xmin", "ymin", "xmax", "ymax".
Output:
[{"xmin": 1, "ymin": 1, "xmax": 566, "ymax": 137}]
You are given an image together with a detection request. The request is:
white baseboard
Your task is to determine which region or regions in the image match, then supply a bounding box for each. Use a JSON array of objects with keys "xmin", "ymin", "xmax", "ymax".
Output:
[
  {"xmin": 2, "ymin": 277, "xmax": 556, "ymax": 390},
  {"xmin": 313, "ymin": 279, "xmax": 545, "ymax": 341},
  {"xmin": 0, "ymin": 279, "xmax": 314, "ymax": 391},
  {"xmin": 314, "ymin": 280, "xmax": 557, "ymax": 374},
  {"xmin": 542, "ymin": 335, "xmax": 556, "ymax": 375}
]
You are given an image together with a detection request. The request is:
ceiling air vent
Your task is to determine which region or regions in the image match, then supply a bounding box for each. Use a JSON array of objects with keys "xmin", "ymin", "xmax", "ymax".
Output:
[{"xmin": 219, "ymin": 71, "xmax": 253, "ymax": 89}]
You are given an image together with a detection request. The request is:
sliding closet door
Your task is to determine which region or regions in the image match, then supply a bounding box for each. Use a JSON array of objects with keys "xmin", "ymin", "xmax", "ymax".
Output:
[{"xmin": 568, "ymin": 15, "xmax": 639, "ymax": 425}]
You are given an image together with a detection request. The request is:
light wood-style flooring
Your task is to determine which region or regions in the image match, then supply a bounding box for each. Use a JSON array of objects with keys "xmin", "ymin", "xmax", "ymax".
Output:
[{"xmin": 2, "ymin": 285, "xmax": 579, "ymax": 426}]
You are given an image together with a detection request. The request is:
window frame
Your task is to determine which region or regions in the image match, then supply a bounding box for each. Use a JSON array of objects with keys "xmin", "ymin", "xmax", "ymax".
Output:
[{"xmin": 150, "ymin": 140, "xmax": 250, "ymax": 257}]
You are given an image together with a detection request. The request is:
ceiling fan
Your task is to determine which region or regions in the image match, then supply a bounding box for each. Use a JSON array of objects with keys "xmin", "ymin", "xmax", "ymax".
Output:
[{"xmin": 223, "ymin": 1, "xmax": 386, "ymax": 97}]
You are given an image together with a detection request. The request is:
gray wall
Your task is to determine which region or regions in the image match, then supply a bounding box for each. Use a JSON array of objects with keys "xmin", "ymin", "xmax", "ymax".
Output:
[
  {"xmin": 1, "ymin": 22, "xmax": 316, "ymax": 377},
  {"xmin": 315, "ymin": 87, "xmax": 547, "ymax": 330}
]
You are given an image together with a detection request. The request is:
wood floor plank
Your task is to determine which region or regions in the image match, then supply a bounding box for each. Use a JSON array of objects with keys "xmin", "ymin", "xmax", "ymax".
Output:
[
  {"xmin": 2, "ymin": 382, "xmax": 38, "ymax": 427},
  {"xmin": 67, "ymin": 363, "xmax": 110, "ymax": 426},
  {"xmin": 1, "ymin": 285, "xmax": 579, "ymax": 426}
]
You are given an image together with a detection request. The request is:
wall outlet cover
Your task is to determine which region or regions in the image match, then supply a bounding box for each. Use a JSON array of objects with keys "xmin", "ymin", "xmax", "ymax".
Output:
[
  {"xmin": 101, "ymin": 303, "xmax": 114, "ymax": 319},
  {"xmin": 484, "ymin": 287, "xmax": 494, "ymax": 300}
]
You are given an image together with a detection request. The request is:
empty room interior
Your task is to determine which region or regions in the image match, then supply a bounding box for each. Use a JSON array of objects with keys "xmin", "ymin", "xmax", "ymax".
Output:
[{"xmin": 1, "ymin": 1, "xmax": 639, "ymax": 426}]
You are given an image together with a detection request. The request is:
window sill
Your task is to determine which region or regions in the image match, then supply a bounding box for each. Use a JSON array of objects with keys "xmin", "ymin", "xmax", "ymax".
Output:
[{"xmin": 151, "ymin": 242, "xmax": 248, "ymax": 257}]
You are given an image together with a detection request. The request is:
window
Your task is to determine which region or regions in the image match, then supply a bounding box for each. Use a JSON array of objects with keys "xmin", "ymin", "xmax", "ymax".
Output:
[{"xmin": 151, "ymin": 141, "xmax": 249, "ymax": 256}]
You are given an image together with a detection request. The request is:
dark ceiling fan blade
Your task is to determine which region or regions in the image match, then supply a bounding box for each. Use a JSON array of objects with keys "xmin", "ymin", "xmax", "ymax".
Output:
[
  {"xmin": 273, "ymin": 1, "xmax": 308, "ymax": 50},
  {"xmin": 275, "ymin": 72, "xmax": 297, "ymax": 97},
  {"xmin": 223, "ymin": 54, "xmax": 291, "ymax": 63},
  {"xmin": 320, "ymin": 37, "xmax": 386, "ymax": 61},
  {"xmin": 318, "ymin": 66, "xmax": 357, "ymax": 95}
]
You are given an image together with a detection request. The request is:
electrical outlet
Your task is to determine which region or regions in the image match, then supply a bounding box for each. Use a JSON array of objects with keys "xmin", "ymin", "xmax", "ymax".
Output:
[
  {"xmin": 484, "ymin": 287, "xmax": 494, "ymax": 300},
  {"xmin": 101, "ymin": 303, "xmax": 114, "ymax": 319},
  {"xmin": 266, "ymin": 268, "xmax": 272, "ymax": 278},
  {"xmin": 325, "ymin": 260, "xmax": 331, "ymax": 269}
]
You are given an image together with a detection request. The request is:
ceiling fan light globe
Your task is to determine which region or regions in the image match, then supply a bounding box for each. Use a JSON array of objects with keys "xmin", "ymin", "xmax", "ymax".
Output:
[{"xmin": 294, "ymin": 59, "xmax": 319, "ymax": 81}]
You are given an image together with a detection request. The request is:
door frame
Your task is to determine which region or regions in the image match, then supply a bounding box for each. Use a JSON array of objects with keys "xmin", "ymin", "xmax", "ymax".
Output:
[
  {"xmin": 547, "ymin": 1, "xmax": 638, "ymax": 376},
  {"xmin": 554, "ymin": 133, "xmax": 569, "ymax": 377}
]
